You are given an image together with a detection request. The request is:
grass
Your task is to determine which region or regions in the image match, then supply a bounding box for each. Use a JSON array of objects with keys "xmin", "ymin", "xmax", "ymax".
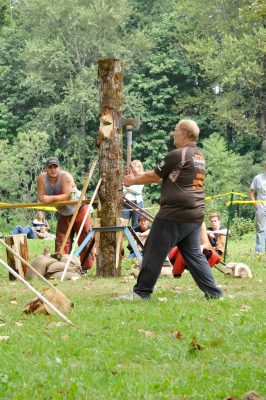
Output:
[{"xmin": 0, "ymin": 234, "xmax": 265, "ymax": 400}]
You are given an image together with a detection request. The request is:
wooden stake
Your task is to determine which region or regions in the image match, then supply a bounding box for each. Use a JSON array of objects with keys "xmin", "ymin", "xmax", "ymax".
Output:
[
  {"xmin": 115, "ymin": 218, "xmax": 124, "ymax": 273},
  {"xmin": 94, "ymin": 218, "xmax": 101, "ymax": 256}
]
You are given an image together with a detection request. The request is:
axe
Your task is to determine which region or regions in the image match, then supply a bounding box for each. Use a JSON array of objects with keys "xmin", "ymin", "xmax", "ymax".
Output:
[{"xmin": 118, "ymin": 116, "xmax": 140, "ymax": 172}]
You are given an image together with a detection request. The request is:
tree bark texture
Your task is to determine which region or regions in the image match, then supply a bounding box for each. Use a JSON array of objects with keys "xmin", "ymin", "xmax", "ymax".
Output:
[{"xmin": 97, "ymin": 59, "xmax": 123, "ymax": 276}]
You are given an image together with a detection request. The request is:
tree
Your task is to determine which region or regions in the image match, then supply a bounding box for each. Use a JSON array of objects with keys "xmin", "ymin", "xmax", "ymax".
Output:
[
  {"xmin": 181, "ymin": 0, "xmax": 266, "ymax": 156},
  {"xmin": 8, "ymin": 0, "xmax": 134, "ymax": 177},
  {"xmin": 97, "ymin": 59, "xmax": 124, "ymax": 276},
  {"xmin": 0, "ymin": 0, "xmax": 10, "ymax": 28},
  {"xmin": 201, "ymin": 133, "xmax": 255, "ymax": 219},
  {"xmin": 0, "ymin": 130, "xmax": 50, "ymax": 230}
]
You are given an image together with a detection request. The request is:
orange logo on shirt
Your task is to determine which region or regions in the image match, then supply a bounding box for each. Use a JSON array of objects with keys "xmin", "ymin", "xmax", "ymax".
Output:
[{"xmin": 192, "ymin": 173, "xmax": 205, "ymax": 191}]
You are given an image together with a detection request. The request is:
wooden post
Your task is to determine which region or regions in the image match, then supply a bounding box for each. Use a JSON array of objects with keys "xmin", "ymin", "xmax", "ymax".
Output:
[
  {"xmin": 5, "ymin": 234, "xmax": 29, "ymax": 280},
  {"xmin": 115, "ymin": 217, "xmax": 124, "ymax": 275},
  {"xmin": 94, "ymin": 218, "xmax": 101, "ymax": 256},
  {"xmin": 97, "ymin": 59, "xmax": 123, "ymax": 276}
]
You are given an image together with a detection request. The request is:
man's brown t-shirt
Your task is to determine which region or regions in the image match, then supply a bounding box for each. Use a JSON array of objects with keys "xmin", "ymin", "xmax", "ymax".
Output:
[{"xmin": 154, "ymin": 144, "xmax": 205, "ymax": 223}]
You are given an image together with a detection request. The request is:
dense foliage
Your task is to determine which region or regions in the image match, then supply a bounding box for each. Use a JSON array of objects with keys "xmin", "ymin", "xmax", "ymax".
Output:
[{"xmin": 0, "ymin": 0, "xmax": 265, "ymax": 225}]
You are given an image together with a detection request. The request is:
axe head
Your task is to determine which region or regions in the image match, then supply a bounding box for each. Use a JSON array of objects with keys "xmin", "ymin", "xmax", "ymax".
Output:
[
  {"xmin": 50, "ymin": 252, "xmax": 62, "ymax": 261},
  {"xmin": 118, "ymin": 116, "xmax": 140, "ymax": 130}
]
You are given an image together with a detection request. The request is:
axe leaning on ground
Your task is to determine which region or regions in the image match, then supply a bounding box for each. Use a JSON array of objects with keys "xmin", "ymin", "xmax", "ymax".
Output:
[
  {"xmin": 60, "ymin": 178, "xmax": 102, "ymax": 282},
  {"xmin": 50, "ymin": 160, "xmax": 97, "ymax": 260}
]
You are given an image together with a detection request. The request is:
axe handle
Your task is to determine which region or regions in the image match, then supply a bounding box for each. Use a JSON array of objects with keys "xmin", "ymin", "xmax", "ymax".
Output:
[
  {"xmin": 214, "ymin": 264, "xmax": 226, "ymax": 275},
  {"xmin": 123, "ymin": 197, "xmax": 154, "ymax": 223},
  {"xmin": 127, "ymin": 130, "xmax": 132, "ymax": 172},
  {"xmin": 59, "ymin": 160, "xmax": 97, "ymax": 254}
]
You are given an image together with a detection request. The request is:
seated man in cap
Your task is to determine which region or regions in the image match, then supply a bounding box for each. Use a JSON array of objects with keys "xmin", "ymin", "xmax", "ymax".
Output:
[{"xmin": 37, "ymin": 157, "xmax": 95, "ymax": 272}]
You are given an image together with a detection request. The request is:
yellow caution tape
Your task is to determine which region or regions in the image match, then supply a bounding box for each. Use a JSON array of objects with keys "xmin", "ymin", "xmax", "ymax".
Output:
[
  {"xmin": 0, "ymin": 199, "xmax": 92, "ymax": 210},
  {"xmin": 205, "ymin": 192, "xmax": 248, "ymax": 200},
  {"xmin": 0, "ymin": 203, "xmax": 57, "ymax": 211},
  {"xmin": 225, "ymin": 200, "xmax": 266, "ymax": 207},
  {"xmin": 26, "ymin": 205, "xmax": 58, "ymax": 211}
]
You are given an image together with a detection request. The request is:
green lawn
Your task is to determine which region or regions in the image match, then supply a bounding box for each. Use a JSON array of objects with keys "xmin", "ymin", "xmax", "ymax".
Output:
[{"xmin": 0, "ymin": 234, "xmax": 265, "ymax": 400}]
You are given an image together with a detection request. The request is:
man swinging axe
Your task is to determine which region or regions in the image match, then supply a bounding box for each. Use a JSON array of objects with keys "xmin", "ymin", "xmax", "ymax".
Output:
[
  {"xmin": 117, "ymin": 119, "xmax": 223, "ymax": 301},
  {"xmin": 37, "ymin": 157, "xmax": 95, "ymax": 272}
]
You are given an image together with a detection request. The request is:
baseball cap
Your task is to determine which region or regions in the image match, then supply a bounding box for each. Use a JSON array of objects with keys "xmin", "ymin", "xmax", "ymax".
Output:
[{"xmin": 46, "ymin": 157, "xmax": 59, "ymax": 167}]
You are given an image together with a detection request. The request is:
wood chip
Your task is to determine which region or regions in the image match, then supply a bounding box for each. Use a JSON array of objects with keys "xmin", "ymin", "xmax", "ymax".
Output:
[{"xmin": 0, "ymin": 336, "xmax": 9, "ymax": 341}]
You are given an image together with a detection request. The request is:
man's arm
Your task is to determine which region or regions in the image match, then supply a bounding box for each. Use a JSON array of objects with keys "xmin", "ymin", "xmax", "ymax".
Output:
[
  {"xmin": 207, "ymin": 228, "xmax": 228, "ymax": 236},
  {"xmin": 200, "ymin": 222, "xmax": 211, "ymax": 250},
  {"xmin": 249, "ymin": 188, "xmax": 257, "ymax": 208},
  {"xmin": 37, "ymin": 174, "xmax": 47, "ymax": 202},
  {"xmin": 37, "ymin": 172, "xmax": 74, "ymax": 204},
  {"xmin": 124, "ymin": 170, "xmax": 161, "ymax": 187}
]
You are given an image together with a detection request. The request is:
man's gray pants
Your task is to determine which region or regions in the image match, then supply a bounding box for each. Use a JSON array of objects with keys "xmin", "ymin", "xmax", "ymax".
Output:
[
  {"xmin": 133, "ymin": 217, "xmax": 223, "ymax": 299},
  {"xmin": 255, "ymin": 207, "xmax": 266, "ymax": 254}
]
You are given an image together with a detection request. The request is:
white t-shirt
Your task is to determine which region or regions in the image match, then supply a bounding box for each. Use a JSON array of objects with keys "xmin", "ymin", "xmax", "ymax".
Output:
[
  {"xmin": 250, "ymin": 172, "xmax": 266, "ymax": 209},
  {"xmin": 123, "ymin": 185, "xmax": 144, "ymax": 203}
]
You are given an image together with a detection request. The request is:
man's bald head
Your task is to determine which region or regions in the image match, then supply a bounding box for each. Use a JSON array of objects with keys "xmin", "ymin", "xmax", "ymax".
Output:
[{"xmin": 177, "ymin": 119, "xmax": 200, "ymax": 142}]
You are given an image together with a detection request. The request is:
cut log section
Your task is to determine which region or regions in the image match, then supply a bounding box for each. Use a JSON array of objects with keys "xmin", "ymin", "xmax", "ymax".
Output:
[{"xmin": 5, "ymin": 234, "xmax": 29, "ymax": 280}]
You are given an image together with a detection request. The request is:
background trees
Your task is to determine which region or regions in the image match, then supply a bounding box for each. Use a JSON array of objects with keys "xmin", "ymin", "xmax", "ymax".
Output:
[{"xmin": 0, "ymin": 0, "xmax": 265, "ymax": 227}]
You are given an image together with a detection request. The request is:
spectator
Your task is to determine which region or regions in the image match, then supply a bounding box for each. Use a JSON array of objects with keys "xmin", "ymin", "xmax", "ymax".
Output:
[
  {"xmin": 249, "ymin": 162, "xmax": 266, "ymax": 256},
  {"xmin": 12, "ymin": 211, "xmax": 53, "ymax": 240},
  {"xmin": 12, "ymin": 225, "xmax": 37, "ymax": 239},
  {"xmin": 36, "ymin": 226, "xmax": 55, "ymax": 240},
  {"xmin": 168, "ymin": 222, "xmax": 221, "ymax": 278},
  {"xmin": 37, "ymin": 156, "xmax": 95, "ymax": 272},
  {"xmin": 122, "ymin": 160, "xmax": 145, "ymax": 227},
  {"xmin": 32, "ymin": 211, "xmax": 50, "ymax": 233},
  {"xmin": 206, "ymin": 213, "xmax": 227, "ymax": 256},
  {"xmin": 127, "ymin": 216, "xmax": 151, "ymax": 259}
]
